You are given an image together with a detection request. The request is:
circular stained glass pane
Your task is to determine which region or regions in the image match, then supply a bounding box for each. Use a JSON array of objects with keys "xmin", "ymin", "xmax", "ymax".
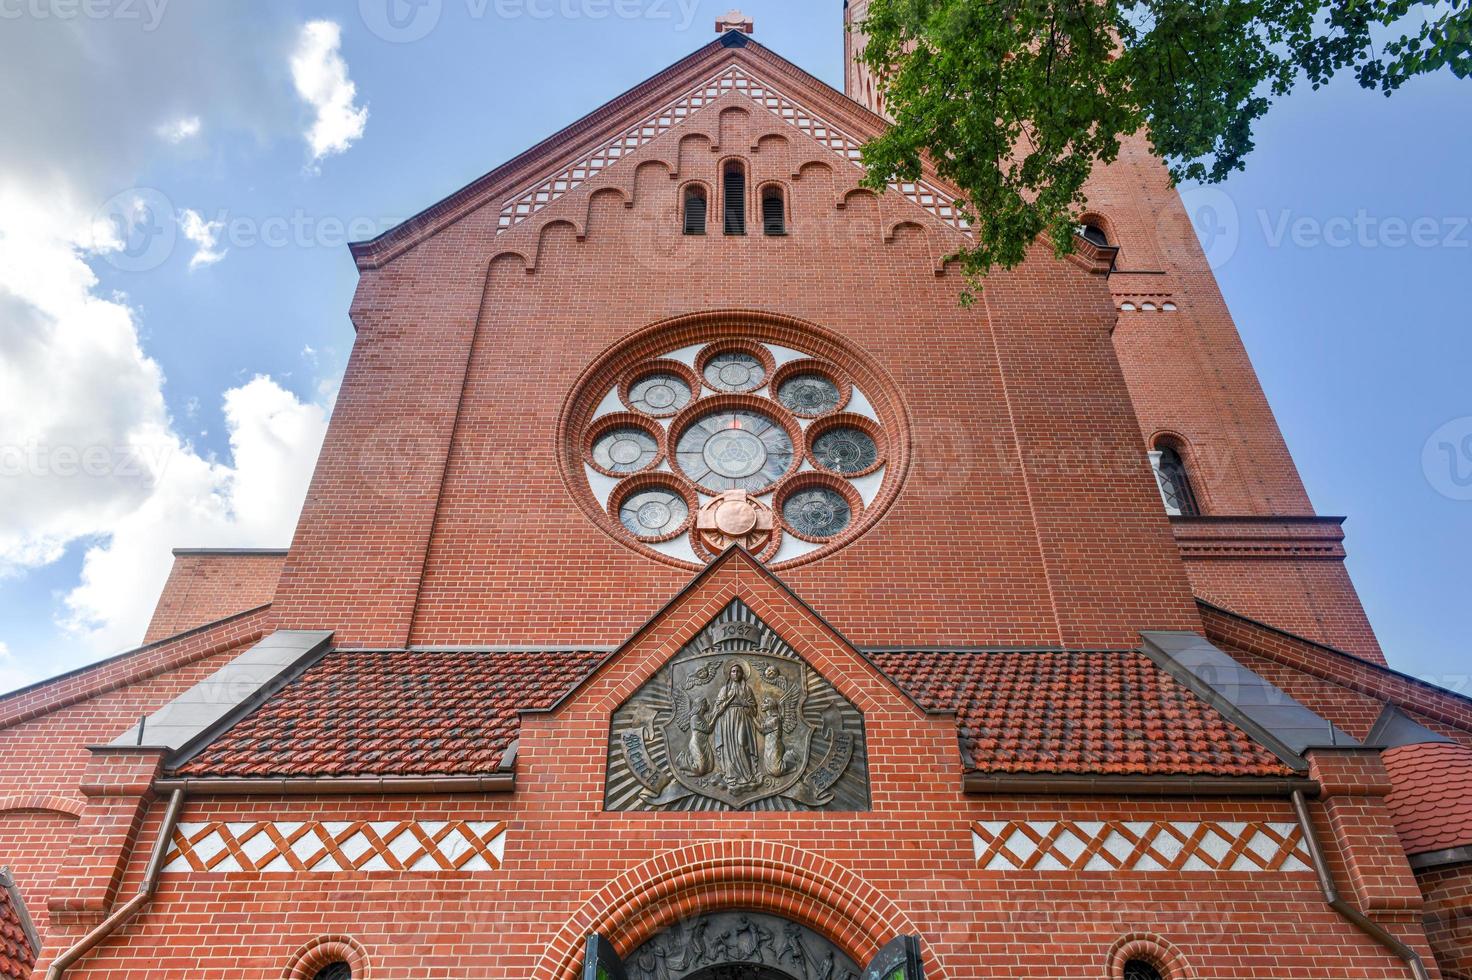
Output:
[
  {"xmin": 618, "ymin": 487, "xmax": 689, "ymax": 539},
  {"xmin": 783, "ymin": 487, "xmax": 853, "ymax": 539},
  {"xmin": 702, "ymin": 351, "xmax": 766, "ymax": 393},
  {"xmin": 627, "ymin": 373, "xmax": 692, "ymax": 416},
  {"xmin": 777, "ymin": 373, "xmax": 841, "ymax": 416},
  {"xmin": 676, "ymin": 410, "xmax": 794, "ymax": 492},
  {"xmin": 592, "ymin": 426, "xmax": 658, "ymax": 474},
  {"xmin": 812, "ymin": 426, "xmax": 878, "ymax": 474}
]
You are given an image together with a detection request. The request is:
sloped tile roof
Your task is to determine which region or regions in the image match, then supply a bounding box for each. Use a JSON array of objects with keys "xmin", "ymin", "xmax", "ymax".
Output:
[
  {"xmin": 1382, "ymin": 740, "xmax": 1472, "ymax": 856},
  {"xmin": 0, "ymin": 879, "xmax": 34, "ymax": 980},
  {"xmin": 868, "ymin": 650, "xmax": 1294, "ymax": 777},
  {"xmin": 175, "ymin": 650, "xmax": 608, "ymax": 779},
  {"xmin": 176, "ymin": 645, "xmax": 1293, "ymax": 781}
]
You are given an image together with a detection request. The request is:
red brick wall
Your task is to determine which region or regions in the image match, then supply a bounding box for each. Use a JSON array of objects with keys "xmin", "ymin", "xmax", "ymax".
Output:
[
  {"xmin": 271, "ymin": 42, "xmax": 1200, "ymax": 651},
  {"xmin": 143, "ymin": 552, "xmax": 285, "ymax": 644},
  {"xmin": 1420, "ymin": 862, "xmax": 1472, "ymax": 979},
  {"xmin": 31, "ymin": 562, "xmax": 1443, "ymax": 979},
  {"xmin": 0, "ymin": 615, "xmax": 265, "ymax": 955}
]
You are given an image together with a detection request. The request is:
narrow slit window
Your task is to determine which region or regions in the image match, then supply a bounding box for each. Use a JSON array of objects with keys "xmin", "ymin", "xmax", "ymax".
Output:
[
  {"xmin": 762, "ymin": 186, "xmax": 786, "ymax": 236},
  {"xmin": 1153, "ymin": 445, "xmax": 1201, "ymax": 516},
  {"xmin": 683, "ymin": 185, "xmax": 707, "ymax": 236},
  {"xmin": 723, "ymin": 163, "xmax": 746, "ymax": 236},
  {"xmin": 1123, "ymin": 962, "xmax": 1165, "ymax": 980}
]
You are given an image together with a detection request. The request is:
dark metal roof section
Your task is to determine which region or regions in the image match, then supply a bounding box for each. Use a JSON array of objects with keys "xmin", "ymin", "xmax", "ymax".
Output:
[
  {"xmin": 1366, "ymin": 703, "xmax": 1453, "ymax": 749},
  {"xmin": 108, "ymin": 629, "xmax": 333, "ymax": 767},
  {"xmin": 1140, "ymin": 630, "xmax": 1358, "ymax": 771}
]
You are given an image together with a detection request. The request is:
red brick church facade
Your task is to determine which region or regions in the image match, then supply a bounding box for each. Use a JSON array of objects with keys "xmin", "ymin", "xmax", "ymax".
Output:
[{"xmin": 2, "ymin": 11, "xmax": 1469, "ymax": 980}]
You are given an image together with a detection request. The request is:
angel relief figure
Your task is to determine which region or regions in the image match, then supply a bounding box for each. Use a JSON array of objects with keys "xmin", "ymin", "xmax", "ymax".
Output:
[
  {"xmin": 672, "ymin": 692, "xmax": 715, "ymax": 777},
  {"xmin": 758, "ymin": 688, "xmax": 801, "ymax": 777}
]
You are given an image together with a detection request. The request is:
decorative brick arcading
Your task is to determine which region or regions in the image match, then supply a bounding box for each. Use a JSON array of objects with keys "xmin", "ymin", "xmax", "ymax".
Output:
[{"xmin": 496, "ymin": 63, "xmax": 968, "ymax": 235}]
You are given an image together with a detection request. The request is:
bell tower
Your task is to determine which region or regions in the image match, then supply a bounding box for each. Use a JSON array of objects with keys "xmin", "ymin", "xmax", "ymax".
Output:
[{"xmin": 841, "ymin": 2, "xmax": 1386, "ymax": 662}]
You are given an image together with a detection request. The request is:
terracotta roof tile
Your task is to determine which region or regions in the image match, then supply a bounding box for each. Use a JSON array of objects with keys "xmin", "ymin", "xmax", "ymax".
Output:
[
  {"xmin": 869, "ymin": 650, "xmax": 1293, "ymax": 777},
  {"xmin": 0, "ymin": 881, "xmax": 34, "ymax": 980},
  {"xmin": 176, "ymin": 646, "xmax": 1293, "ymax": 781},
  {"xmin": 1382, "ymin": 740, "xmax": 1472, "ymax": 856},
  {"xmin": 175, "ymin": 650, "xmax": 607, "ymax": 779}
]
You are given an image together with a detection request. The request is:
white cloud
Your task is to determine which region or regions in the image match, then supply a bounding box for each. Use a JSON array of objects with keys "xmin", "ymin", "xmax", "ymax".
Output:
[
  {"xmin": 156, "ymin": 116, "xmax": 202, "ymax": 144},
  {"xmin": 179, "ymin": 207, "xmax": 227, "ymax": 269},
  {"xmin": 0, "ymin": 641, "xmax": 38, "ymax": 695},
  {"xmin": 290, "ymin": 21, "xmax": 368, "ymax": 164},
  {"xmin": 0, "ymin": 9, "xmax": 335, "ymax": 677},
  {"xmin": 60, "ymin": 377, "xmax": 328, "ymax": 655}
]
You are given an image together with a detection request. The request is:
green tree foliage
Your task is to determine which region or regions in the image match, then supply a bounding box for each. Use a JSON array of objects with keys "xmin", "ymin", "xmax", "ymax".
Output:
[{"xmin": 855, "ymin": 0, "xmax": 1469, "ymax": 289}]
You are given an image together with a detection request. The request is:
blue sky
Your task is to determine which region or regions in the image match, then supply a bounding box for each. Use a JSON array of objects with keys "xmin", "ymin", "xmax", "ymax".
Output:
[{"xmin": 0, "ymin": 0, "xmax": 1466, "ymax": 694}]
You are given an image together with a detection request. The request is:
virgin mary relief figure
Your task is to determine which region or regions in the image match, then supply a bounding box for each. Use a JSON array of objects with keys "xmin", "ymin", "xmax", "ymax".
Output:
[{"xmin": 712, "ymin": 663, "xmax": 761, "ymax": 791}]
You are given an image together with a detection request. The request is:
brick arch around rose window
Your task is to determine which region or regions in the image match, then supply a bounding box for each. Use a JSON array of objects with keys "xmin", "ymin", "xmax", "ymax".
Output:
[{"xmin": 530, "ymin": 839, "xmax": 950, "ymax": 980}]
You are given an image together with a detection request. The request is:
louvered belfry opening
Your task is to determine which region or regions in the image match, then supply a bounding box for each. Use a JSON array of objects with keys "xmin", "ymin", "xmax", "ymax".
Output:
[
  {"xmin": 762, "ymin": 186, "xmax": 786, "ymax": 236},
  {"xmin": 684, "ymin": 185, "xmax": 707, "ymax": 235},
  {"xmin": 723, "ymin": 162, "xmax": 746, "ymax": 235}
]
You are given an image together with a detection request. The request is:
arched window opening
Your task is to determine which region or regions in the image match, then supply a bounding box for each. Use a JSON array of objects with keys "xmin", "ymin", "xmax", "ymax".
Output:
[
  {"xmin": 683, "ymin": 185, "xmax": 708, "ymax": 236},
  {"xmin": 1152, "ymin": 444, "xmax": 1201, "ymax": 516},
  {"xmin": 311, "ymin": 964, "xmax": 351, "ymax": 980},
  {"xmin": 1123, "ymin": 960, "xmax": 1165, "ymax": 980},
  {"xmin": 762, "ymin": 186, "xmax": 787, "ymax": 236},
  {"xmin": 1080, "ymin": 222, "xmax": 1110, "ymax": 247},
  {"xmin": 723, "ymin": 162, "xmax": 747, "ymax": 236}
]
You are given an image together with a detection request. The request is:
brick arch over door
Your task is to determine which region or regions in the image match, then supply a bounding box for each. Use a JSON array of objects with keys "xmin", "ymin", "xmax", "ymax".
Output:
[{"xmin": 531, "ymin": 839, "xmax": 949, "ymax": 980}]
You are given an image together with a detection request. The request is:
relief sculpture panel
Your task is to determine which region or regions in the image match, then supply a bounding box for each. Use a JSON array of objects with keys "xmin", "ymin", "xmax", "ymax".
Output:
[{"xmin": 606, "ymin": 602, "xmax": 869, "ymax": 812}]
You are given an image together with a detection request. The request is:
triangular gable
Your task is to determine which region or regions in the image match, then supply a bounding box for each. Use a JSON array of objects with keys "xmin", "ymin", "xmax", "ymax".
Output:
[
  {"xmin": 493, "ymin": 56, "xmax": 968, "ymax": 236},
  {"xmin": 541, "ymin": 546, "xmax": 935, "ymax": 723},
  {"xmin": 351, "ymin": 34, "xmax": 968, "ymax": 269}
]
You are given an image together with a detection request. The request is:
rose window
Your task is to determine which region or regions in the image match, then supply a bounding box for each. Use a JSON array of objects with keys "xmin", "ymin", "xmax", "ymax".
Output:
[{"xmin": 564, "ymin": 319, "xmax": 908, "ymax": 569}]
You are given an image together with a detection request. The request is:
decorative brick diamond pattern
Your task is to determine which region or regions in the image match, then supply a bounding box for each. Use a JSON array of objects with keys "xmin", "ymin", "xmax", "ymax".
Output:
[
  {"xmin": 971, "ymin": 819, "xmax": 1312, "ymax": 873},
  {"xmin": 162, "ymin": 819, "xmax": 508, "ymax": 874},
  {"xmin": 496, "ymin": 63, "xmax": 968, "ymax": 234}
]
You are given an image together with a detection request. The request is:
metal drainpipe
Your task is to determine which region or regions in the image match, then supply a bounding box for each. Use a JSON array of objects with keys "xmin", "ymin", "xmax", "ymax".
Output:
[
  {"xmin": 1291, "ymin": 790, "xmax": 1431, "ymax": 980},
  {"xmin": 45, "ymin": 787, "xmax": 185, "ymax": 980}
]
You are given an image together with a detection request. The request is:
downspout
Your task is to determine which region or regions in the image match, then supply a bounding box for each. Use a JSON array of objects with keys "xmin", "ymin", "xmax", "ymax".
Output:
[
  {"xmin": 1291, "ymin": 790, "xmax": 1431, "ymax": 980},
  {"xmin": 45, "ymin": 787, "xmax": 185, "ymax": 980}
]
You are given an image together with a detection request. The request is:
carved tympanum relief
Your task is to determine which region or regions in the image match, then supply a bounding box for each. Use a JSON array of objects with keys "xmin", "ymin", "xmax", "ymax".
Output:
[
  {"xmin": 606, "ymin": 601, "xmax": 869, "ymax": 812},
  {"xmin": 624, "ymin": 911, "xmax": 863, "ymax": 980}
]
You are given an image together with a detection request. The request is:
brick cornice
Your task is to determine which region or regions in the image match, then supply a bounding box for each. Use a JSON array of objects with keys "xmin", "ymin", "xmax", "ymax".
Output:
[{"xmin": 1173, "ymin": 515, "xmax": 1348, "ymax": 561}]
